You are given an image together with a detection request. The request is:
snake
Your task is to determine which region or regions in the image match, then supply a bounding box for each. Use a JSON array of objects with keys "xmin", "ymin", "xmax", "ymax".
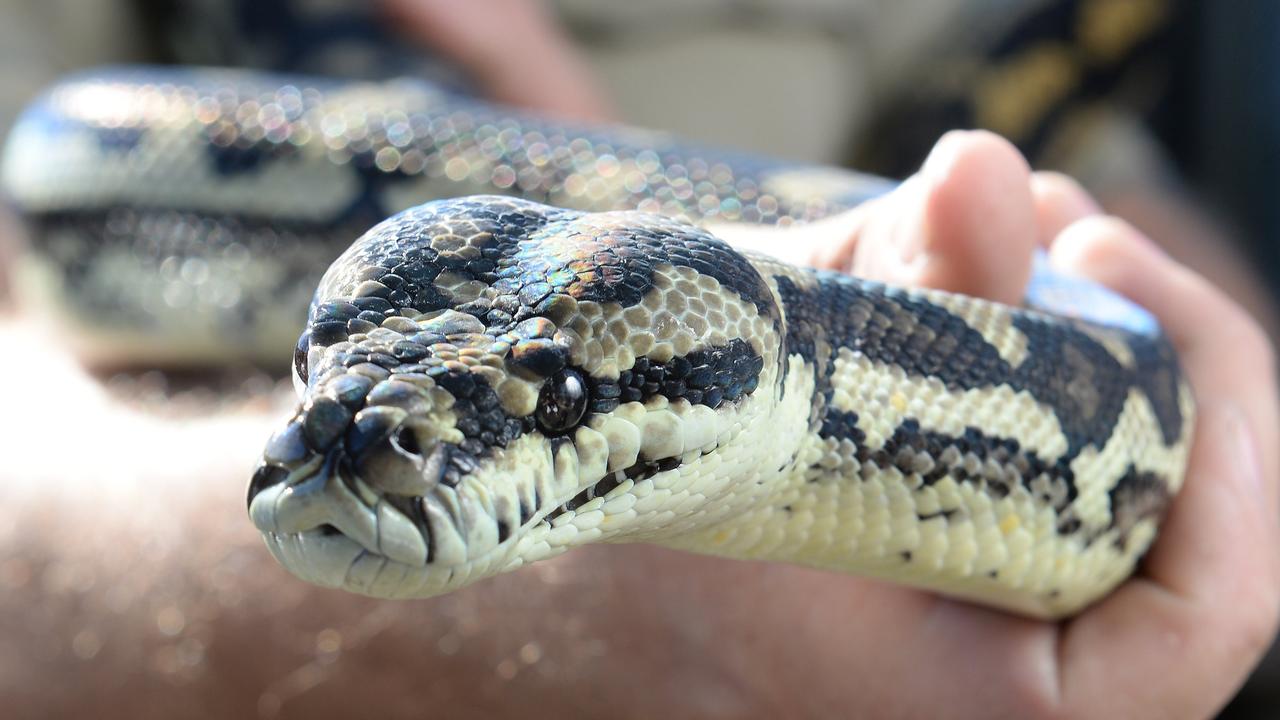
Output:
[{"xmin": 2, "ymin": 67, "xmax": 1193, "ymax": 618}]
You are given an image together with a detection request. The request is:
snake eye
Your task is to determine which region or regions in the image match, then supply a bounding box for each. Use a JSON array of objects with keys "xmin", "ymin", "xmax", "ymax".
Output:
[{"xmin": 536, "ymin": 369, "xmax": 588, "ymax": 434}]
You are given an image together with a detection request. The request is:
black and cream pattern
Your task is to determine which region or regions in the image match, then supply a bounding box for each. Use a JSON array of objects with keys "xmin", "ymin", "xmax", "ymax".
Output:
[
  {"xmin": 1, "ymin": 68, "xmax": 886, "ymax": 363},
  {"xmin": 2, "ymin": 70, "xmax": 1192, "ymax": 618},
  {"xmin": 248, "ymin": 196, "xmax": 1192, "ymax": 619}
]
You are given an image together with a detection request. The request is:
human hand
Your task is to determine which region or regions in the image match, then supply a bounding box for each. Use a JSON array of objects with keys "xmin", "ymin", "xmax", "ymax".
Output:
[{"xmin": 695, "ymin": 130, "xmax": 1280, "ymax": 718}]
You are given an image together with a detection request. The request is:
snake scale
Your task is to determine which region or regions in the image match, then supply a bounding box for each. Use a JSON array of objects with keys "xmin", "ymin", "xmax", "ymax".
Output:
[{"xmin": 2, "ymin": 67, "xmax": 1193, "ymax": 618}]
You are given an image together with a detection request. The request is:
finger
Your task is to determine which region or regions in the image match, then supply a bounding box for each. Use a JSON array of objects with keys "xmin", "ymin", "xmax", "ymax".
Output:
[
  {"xmin": 1062, "ymin": 402, "xmax": 1278, "ymax": 718},
  {"xmin": 834, "ymin": 130, "xmax": 1038, "ymax": 305},
  {"xmin": 1050, "ymin": 220, "xmax": 1280, "ymax": 717},
  {"xmin": 1030, "ymin": 171, "xmax": 1099, "ymax": 247}
]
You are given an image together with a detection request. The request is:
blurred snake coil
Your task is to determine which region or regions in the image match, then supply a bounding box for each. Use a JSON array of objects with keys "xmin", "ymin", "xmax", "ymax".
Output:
[{"xmin": 1, "ymin": 67, "xmax": 1193, "ymax": 618}]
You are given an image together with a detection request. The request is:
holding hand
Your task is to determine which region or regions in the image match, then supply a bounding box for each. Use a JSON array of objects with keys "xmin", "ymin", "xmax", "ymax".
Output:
[{"xmin": 702, "ymin": 130, "xmax": 1279, "ymax": 717}]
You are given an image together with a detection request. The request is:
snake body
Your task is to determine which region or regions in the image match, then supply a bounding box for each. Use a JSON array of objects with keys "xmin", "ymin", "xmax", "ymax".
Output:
[
  {"xmin": 2, "ymin": 67, "xmax": 882, "ymax": 364},
  {"xmin": 4, "ymin": 68, "xmax": 1193, "ymax": 617}
]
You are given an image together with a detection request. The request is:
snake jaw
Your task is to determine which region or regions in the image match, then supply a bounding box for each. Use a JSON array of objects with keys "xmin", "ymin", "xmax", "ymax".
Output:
[
  {"xmin": 248, "ymin": 435, "xmax": 554, "ymax": 597},
  {"xmin": 246, "ymin": 386, "xmax": 750, "ymax": 597}
]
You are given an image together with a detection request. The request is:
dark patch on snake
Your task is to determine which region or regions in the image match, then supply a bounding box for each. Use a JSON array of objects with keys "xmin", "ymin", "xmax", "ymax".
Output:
[
  {"xmin": 1009, "ymin": 314, "xmax": 1185, "ymax": 451},
  {"xmin": 1126, "ymin": 333, "xmax": 1186, "ymax": 446},
  {"xmin": 776, "ymin": 271, "xmax": 1185, "ymax": 455},
  {"xmin": 609, "ymin": 339, "xmax": 764, "ymax": 411},
  {"xmin": 815, "ymin": 413, "xmax": 1174, "ymax": 544},
  {"xmin": 26, "ymin": 207, "xmax": 354, "ymax": 331},
  {"xmin": 821, "ymin": 416, "xmax": 1081, "ymax": 526},
  {"xmin": 314, "ymin": 196, "xmax": 780, "ymax": 342},
  {"xmin": 312, "ymin": 196, "xmax": 569, "ymax": 332},
  {"xmin": 512, "ymin": 209, "xmax": 780, "ymax": 324},
  {"xmin": 891, "ymin": 420, "xmax": 1074, "ymax": 507},
  {"xmin": 819, "ymin": 408, "xmax": 866, "ymax": 446},
  {"xmin": 1106, "ymin": 465, "xmax": 1171, "ymax": 551}
]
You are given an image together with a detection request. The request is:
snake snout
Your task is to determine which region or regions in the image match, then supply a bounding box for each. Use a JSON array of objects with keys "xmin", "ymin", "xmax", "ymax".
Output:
[
  {"xmin": 246, "ymin": 462, "xmax": 289, "ymax": 510},
  {"xmin": 246, "ymin": 417, "xmax": 313, "ymax": 510},
  {"xmin": 247, "ymin": 372, "xmax": 454, "ymax": 573}
]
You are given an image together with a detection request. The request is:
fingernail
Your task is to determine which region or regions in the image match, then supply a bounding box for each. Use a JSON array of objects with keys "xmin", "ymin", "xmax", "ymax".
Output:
[{"xmin": 1223, "ymin": 403, "xmax": 1264, "ymax": 493}]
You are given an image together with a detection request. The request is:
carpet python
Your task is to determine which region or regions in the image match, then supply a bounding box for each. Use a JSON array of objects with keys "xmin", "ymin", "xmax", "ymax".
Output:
[{"xmin": 2, "ymin": 68, "xmax": 1193, "ymax": 618}]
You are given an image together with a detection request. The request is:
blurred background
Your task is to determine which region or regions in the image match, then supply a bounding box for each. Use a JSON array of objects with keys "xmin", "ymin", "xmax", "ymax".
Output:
[{"xmin": 0, "ymin": 0, "xmax": 1276, "ymax": 717}]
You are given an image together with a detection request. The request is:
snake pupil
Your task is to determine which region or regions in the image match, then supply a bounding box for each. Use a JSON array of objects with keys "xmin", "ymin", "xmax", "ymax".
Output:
[{"xmin": 536, "ymin": 369, "xmax": 589, "ymax": 434}]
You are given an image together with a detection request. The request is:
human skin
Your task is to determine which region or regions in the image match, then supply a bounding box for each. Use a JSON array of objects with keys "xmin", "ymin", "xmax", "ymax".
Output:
[
  {"xmin": 0, "ymin": 131, "xmax": 1275, "ymax": 719},
  {"xmin": 378, "ymin": 0, "xmax": 614, "ymax": 122}
]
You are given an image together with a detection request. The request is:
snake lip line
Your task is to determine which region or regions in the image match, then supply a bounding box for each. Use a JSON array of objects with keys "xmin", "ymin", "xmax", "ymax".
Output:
[{"xmin": 544, "ymin": 451, "xmax": 705, "ymax": 524}]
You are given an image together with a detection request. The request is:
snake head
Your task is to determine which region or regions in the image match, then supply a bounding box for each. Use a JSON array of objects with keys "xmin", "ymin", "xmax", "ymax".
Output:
[{"xmin": 248, "ymin": 196, "xmax": 789, "ymax": 598}]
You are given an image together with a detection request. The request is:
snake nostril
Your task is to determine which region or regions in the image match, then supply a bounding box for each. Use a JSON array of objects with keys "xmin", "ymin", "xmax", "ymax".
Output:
[
  {"xmin": 247, "ymin": 463, "xmax": 290, "ymax": 510},
  {"xmin": 317, "ymin": 523, "xmax": 341, "ymax": 537},
  {"xmin": 392, "ymin": 426, "xmax": 422, "ymax": 457}
]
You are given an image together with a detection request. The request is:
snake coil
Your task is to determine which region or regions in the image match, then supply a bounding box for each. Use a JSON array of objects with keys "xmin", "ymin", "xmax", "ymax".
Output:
[{"xmin": 2, "ymin": 68, "xmax": 1192, "ymax": 618}]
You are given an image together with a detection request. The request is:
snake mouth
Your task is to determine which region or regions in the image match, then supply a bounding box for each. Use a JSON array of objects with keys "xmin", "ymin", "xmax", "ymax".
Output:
[
  {"xmin": 248, "ymin": 452, "xmax": 450, "ymax": 596},
  {"xmin": 247, "ymin": 370, "xmax": 737, "ymax": 597},
  {"xmin": 248, "ymin": 449, "xmax": 554, "ymax": 597},
  {"xmin": 248, "ymin": 435, "xmax": 701, "ymax": 594},
  {"xmin": 248, "ymin": 450, "xmax": 437, "ymax": 569},
  {"xmin": 544, "ymin": 454, "xmax": 686, "ymax": 523},
  {"xmin": 247, "ymin": 432, "xmax": 561, "ymax": 595},
  {"xmin": 258, "ymin": 525, "xmax": 371, "ymax": 591}
]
